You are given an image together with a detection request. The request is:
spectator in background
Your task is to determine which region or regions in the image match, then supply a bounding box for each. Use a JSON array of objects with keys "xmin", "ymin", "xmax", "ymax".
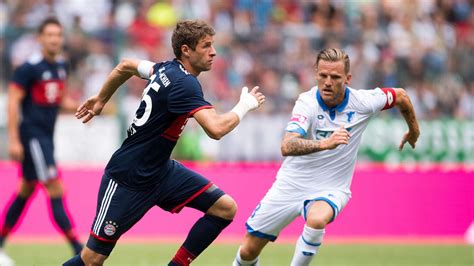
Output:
[{"xmin": 0, "ymin": 17, "xmax": 82, "ymax": 266}]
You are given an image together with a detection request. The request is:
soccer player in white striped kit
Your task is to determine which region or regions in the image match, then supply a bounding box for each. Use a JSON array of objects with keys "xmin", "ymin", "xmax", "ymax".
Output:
[{"xmin": 233, "ymin": 48, "xmax": 420, "ymax": 266}]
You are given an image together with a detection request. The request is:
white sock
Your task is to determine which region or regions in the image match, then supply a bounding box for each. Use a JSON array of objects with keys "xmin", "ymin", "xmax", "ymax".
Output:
[
  {"xmin": 233, "ymin": 246, "xmax": 259, "ymax": 266},
  {"xmin": 290, "ymin": 225, "xmax": 325, "ymax": 266}
]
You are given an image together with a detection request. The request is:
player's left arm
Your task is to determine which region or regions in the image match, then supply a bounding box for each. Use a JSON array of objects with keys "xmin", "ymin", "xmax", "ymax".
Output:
[
  {"xmin": 389, "ymin": 88, "xmax": 420, "ymax": 150},
  {"xmin": 76, "ymin": 59, "xmax": 153, "ymax": 123}
]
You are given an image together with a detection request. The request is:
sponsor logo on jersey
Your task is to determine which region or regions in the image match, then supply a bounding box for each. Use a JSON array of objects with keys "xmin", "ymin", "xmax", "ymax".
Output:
[
  {"xmin": 290, "ymin": 114, "xmax": 308, "ymax": 124},
  {"xmin": 317, "ymin": 114, "xmax": 324, "ymax": 120},
  {"xmin": 314, "ymin": 128, "xmax": 353, "ymax": 140}
]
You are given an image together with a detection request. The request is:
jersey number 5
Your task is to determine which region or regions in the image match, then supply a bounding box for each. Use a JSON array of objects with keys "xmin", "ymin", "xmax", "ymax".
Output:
[{"xmin": 131, "ymin": 74, "xmax": 160, "ymax": 129}]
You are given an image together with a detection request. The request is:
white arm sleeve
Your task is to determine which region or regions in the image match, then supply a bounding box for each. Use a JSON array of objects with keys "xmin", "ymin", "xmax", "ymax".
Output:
[
  {"xmin": 137, "ymin": 60, "xmax": 155, "ymax": 79},
  {"xmin": 285, "ymin": 95, "xmax": 312, "ymax": 136}
]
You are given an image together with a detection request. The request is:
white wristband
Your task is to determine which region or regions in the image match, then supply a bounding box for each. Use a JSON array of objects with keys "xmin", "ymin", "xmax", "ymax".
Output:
[
  {"xmin": 231, "ymin": 87, "xmax": 259, "ymax": 120},
  {"xmin": 231, "ymin": 101, "xmax": 249, "ymax": 121},
  {"xmin": 137, "ymin": 60, "xmax": 155, "ymax": 79}
]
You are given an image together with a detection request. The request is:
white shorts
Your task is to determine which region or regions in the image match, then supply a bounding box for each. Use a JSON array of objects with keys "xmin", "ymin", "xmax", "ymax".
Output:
[{"xmin": 245, "ymin": 179, "xmax": 350, "ymax": 241}]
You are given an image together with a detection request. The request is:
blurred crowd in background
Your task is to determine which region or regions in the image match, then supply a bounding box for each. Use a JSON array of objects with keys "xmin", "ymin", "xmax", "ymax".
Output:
[{"xmin": 0, "ymin": 0, "xmax": 473, "ymax": 122}]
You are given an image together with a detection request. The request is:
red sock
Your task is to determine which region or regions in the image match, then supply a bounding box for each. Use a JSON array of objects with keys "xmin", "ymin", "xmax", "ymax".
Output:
[{"xmin": 171, "ymin": 246, "xmax": 196, "ymax": 266}]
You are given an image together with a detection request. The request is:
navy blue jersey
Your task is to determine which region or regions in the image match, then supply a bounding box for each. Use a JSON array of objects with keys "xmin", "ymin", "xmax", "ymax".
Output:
[
  {"xmin": 104, "ymin": 59, "xmax": 213, "ymax": 189},
  {"xmin": 11, "ymin": 53, "xmax": 68, "ymax": 138}
]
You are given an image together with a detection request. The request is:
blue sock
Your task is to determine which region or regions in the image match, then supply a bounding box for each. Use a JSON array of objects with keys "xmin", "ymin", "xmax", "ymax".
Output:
[
  {"xmin": 0, "ymin": 194, "xmax": 28, "ymax": 247},
  {"xmin": 63, "ymin": 254, "xmax": 85, "ymax": 266},
  {"xmin": 50, "ymin": 197, "xmax": 82, "ymax": 254},
  {"xmin": 170, "ymin": 214, "xmax": 232, "ymax": 265}
]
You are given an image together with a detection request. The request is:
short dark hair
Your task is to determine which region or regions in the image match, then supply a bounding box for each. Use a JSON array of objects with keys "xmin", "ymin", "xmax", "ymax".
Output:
[
  {"xmin": 172, "ymin": 20, "xmax": 215, "ymax": 59},
  {"xmin": 38, "ymin": 17, "xmax": 62, "ymax": 34}
]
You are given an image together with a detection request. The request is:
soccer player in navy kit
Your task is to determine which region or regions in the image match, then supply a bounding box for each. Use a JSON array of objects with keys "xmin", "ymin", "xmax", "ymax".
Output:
[
  {"xmin": 63, "ymin": 20, "xmax": 265, "ymax": 266},
  {"xmin": 0, "ymin": 17, "xmax": 82, "ymax": 265}
]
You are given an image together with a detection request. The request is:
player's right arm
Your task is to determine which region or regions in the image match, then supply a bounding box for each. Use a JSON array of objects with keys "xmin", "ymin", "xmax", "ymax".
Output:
[
  {"xmin": 7, "ymin": 83, "xmax": 26, "ymax": 161},
  {"xmin": 193, "ymin": 86, "xmax": 265, "ymax": 140},
  {"xmin": 76, "ymin": 59, "xmax": 154, "ymax": 123},
  {"xmin": 281, "ymin": 125, "xmax": 350, "ymax": 156}
]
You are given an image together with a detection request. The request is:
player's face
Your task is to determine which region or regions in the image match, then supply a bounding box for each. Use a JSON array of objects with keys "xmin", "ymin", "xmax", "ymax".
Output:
[
  {"xmin": 39, "ymin": 24, "xmax": 63, "ymax": 56},
  {"xmin": 188, "ymin": 35, "xmax": 216, "ymax": 74},
  {"xmin": 315, "ymin": 60, "xmax": 351, "ymax": 107}
]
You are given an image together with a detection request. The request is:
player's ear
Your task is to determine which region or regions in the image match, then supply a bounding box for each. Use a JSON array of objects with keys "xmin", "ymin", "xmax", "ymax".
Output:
[
  {"xmin": 345, "ymin": 73, "xmax": 352, "ymax": 85},
  {"xmin": 181, "ymin": 45, "xmax": 190, "ymax": 58}
]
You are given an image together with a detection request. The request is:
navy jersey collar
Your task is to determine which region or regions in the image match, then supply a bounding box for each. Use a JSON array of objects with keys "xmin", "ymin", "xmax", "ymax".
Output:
[{"xmin": 316, "ymin": 87, "xmax": 350, "ymax": 112}]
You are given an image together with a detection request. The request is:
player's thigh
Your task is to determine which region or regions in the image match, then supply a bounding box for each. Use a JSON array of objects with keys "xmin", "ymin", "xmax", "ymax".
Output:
[
  {"xmin": 239, "ymin": 232, "xmax": 270, "ymax": 260},
  {"xmin": 21, "ymin": 136, "xmax": 57, "ymax": 183},
  {"xmin": 87, "ymin": 174, "xmax": 156, "ymax": 256},
  {"xmin": 303, "ymin": 190, "xmax": 350, "ymax": 226},
  {"xmin": 246, "ymin": 197, "xmax": 300, "ymax": 242},
  {"xmin": 157, "ymin": 160, "xmax": 226, "ymax": 214}
]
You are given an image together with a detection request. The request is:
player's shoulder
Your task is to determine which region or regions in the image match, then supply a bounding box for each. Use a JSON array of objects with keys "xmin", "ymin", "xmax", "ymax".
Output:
[
  {"xmin": 347, "ymin": 86, "xmax": 385, "ymax": 112},
  {"xmin": 297, "ymin": 86, "xmax": 317, "ymax": 104},
  {"xmin": 25, "ymin": 52, "xmax": 44, "ymax": 66}
]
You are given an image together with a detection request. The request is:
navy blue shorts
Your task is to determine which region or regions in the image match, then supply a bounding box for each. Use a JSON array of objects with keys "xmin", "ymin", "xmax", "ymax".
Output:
[
  {"xmin": 20, "ymin": 136, "xmax": 57, "ymax": 182},
  {"xmin": 87, "ymin": 160, "xmax": 225, "ymax": 256}
]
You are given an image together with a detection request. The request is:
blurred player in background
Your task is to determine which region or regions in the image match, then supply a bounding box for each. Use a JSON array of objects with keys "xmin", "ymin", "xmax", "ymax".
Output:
[
  {"xmin": 233, "ymin": 48, "xmax": 420, "ymax": 266},
  {"xmin": 0, "ymin": 17, "xmax": 82, "ymax": 266},
  {"xmin": 63, "ymin": 20, "xmax": 265, "ymax": 266}
]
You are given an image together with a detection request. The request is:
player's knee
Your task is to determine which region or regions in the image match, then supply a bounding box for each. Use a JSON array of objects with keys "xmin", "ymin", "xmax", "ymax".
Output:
[
  {"xmin": 221, "ymin": 196, "xmax": 237, "ymax": 220},
  {"xmin": 19, "ymin": 181, "xmax": 36, "ymax": 198},
  {"xmin": 239, "ymin": 244, "xmax": 260, "ymax": 261},
  {"xmin": 210, "ymin": 195, "xmax": 237, "ymax": 220},
  {"xmin": 44, "ymin": 179, "xmax": 64, "ymax": 197},
  {"xmin": 81, "ymin": 247, "xmax": 107, "ymax": 266},
  {"xmin": 306, "ymin": 216, "xmax": 329, "ymax": 230}
]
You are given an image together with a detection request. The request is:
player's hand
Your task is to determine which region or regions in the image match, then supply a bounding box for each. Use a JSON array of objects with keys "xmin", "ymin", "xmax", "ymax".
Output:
[
  {"xmin": 75, "ymin": 95, "xmax": 106, "ymax": 123},
  {"xmin": 399, "ymin": 129, "xmax": 420, "ymax": 150},
  {"xmin": 8, "ymin": 139, "xmax": 24, "ymax": 162},
  {"xmin": 324, "ymin": 125, "xmax": 350, "ymax": 150},
  {"xmin": 247, "ymin": 86, "xmax": 265, "ymax": 110}
]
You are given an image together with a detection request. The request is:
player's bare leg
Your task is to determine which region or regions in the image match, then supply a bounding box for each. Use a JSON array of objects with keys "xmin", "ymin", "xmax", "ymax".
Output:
[
  {"xmin": 80, "ymin": 246, "xmax": 108, "ymax": 266},
  {"xmin": 169, "ymin": 194, "xmax": 236, "ymax": 266},
  {"xmin": 233, "ymin": 233, "xmax": 270, "ymax": 265},
  {"xmin": 290, "ymin": 200, "xmax": 333, "ymax": 266},
  {"xmin": 44, "ymin": 179, "xmax": 83, "ymax": 254}
]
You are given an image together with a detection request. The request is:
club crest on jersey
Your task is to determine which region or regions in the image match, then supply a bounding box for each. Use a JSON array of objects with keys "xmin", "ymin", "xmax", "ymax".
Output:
[
  {"xmin": 346, "ymin": 111, "xmax": 355, "ymax": 123},
  {"xmin": 42, "ymin": 71, "xmax": 52, "ymax": 80},
  {"xmin": 104, "ymin": 221, "xmax": 118, "ymax": 236}
]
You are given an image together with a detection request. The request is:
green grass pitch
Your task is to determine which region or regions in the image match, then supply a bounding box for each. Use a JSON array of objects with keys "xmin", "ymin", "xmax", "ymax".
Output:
[{"xmin": 5, "ymin": 242, "xmax": 473, "ymax": 265}]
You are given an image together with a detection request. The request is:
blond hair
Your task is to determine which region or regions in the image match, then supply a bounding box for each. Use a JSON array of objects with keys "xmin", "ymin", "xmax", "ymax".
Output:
[{"xmin": 315, "ymin": 48, "xmax": 350, "ymax": 74}]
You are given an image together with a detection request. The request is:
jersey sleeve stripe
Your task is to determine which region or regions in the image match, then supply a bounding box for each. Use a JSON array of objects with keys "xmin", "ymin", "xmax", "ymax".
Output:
[
  {"xmin": 286, "ymin": 122, "xmax": 307, "ymax": 136},
  {"xmin": 189, "ymin": 105, "xmax": 214, "ymax": 115},
  {"xmin": 170, "ymin": 182, "xmax": 213, "ymax": 213}
]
